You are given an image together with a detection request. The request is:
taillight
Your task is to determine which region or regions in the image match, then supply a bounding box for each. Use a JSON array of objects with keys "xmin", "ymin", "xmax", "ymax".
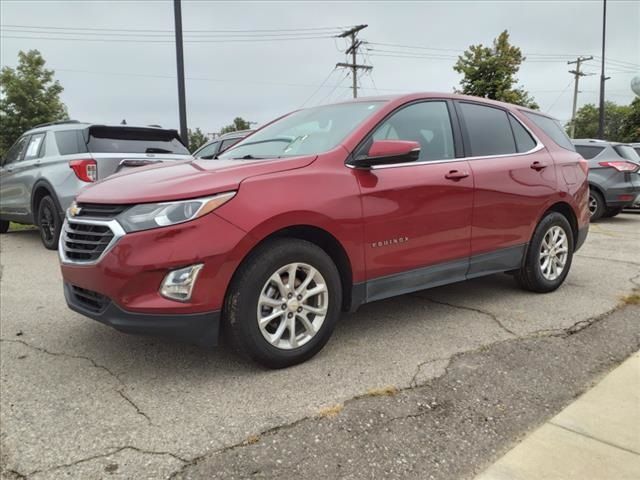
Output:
[
  {"xmin": 598, "ymin": 161, "xmax": 639, "ymax": 172},
  {"xmin": 69, "ymin": 159, "xmax": 97, "ymax": 182}
]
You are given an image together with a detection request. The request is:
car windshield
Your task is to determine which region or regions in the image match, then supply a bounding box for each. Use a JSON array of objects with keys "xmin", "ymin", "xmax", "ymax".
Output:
[
  {"xmin": 613, "ymin": 145, "xmax": 640, "ymax": 162},
  {"xmin": 219, "ymin": 101, "xmax": 384, "ymax": 159}
]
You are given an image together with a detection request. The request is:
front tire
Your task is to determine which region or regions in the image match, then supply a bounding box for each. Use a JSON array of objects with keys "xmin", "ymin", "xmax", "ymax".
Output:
[
  {"xmin": 0, "ymin": 220, "xmax": 9, "ymax": 234},
  {"xmin": 223, "ymin": 238, "xmax": 342, "ymax": 369},
  {"xmin": 37, "ymin": 195, "xmax": 62, "ymax": 250},
  {"xmin": 516, "ymin": 212, "xmax": 574, "ymax": 293}
]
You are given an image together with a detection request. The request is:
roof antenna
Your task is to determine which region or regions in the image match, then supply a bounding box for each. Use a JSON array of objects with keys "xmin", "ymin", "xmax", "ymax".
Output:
[{"xmin": 121, "ymin": 119, "xmax": 127, "ymax": 125}]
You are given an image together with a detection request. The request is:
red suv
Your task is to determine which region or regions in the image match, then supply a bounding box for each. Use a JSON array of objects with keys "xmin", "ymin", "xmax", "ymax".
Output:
[{"xmin": 60, "ymin": 94, "xmax": 589, "ymax": 368}]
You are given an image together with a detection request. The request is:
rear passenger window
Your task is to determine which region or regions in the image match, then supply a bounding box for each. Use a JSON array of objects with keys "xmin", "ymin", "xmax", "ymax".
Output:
[
  {"xmin": 55, "ymin": 130, "xmax": 87, "ymax": 155},
  {"xmin": 509, "ymin": 116, "xmax": 537, "ymax": 153},
  {"xmin": 575, "ymin": 145, "xmax": 605, "ymax": 159},
  {"xmin": 459, "ymin": 103, "xmax": 517, "ymax": 156},
  {"xmin": 370, "ymin": 101, "xmax": 455, "ymax": 161},
  {"xmin": 24, "ymin": 133, "xmax": 46, "ymax": 160},
  {"xmin": 523, "ymin": 112, "xmax": 575, "ymax": 151}
]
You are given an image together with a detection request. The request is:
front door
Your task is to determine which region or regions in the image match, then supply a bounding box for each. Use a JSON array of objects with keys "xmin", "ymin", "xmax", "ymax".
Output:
[{"xmin": 353, "ymin": 100, "xmax": 474, "ymax": 301}]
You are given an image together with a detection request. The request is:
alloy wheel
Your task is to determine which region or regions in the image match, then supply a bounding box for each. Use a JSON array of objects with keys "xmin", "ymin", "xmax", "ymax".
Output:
[
  {"xmin": 539, "ymin": 225, "xmax": 569, "ymax": 281},
  {"xmin": 39, "ymin": 205, "xmax": 56, "ymax": 242},
  {"xmin": 588, "ymin": 193, "xmax": 598, "ymax": 217},
  {"xmin": 257, "ymin": 262, "xmax": 328, "ymax": 350}
]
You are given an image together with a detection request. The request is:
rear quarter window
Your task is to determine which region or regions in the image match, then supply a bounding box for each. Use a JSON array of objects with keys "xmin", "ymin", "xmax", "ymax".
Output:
[
  {"xmin": 575, "ymin": 145, "xmax": 605, "ymax": 160},
  {"xmin": 55, "ymin": 130, "xmax": 88, "ymax": 155},
  {"xmin": 522, "ymin": 112, "xmax": 575, "ymax": 151}
]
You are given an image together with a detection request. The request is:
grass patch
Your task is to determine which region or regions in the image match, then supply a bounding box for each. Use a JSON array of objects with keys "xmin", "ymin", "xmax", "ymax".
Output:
[
  {"xmin": 317, "ymin": 404, "xmax": 343, "ymax": 418},
  {"xmin": 243, "ymin": 434, "xmax": 260, "ymax": 445},
  {"xmin": 365, "ymin": 385, "xmax": 399, "ymax": 397},
  {"xmin": 621, "ymin": 292, "xmax": 640, "ymax": 305},
  {"xmin": 9, "ymin": 222, "xmax": 36, "ymax": 231}
]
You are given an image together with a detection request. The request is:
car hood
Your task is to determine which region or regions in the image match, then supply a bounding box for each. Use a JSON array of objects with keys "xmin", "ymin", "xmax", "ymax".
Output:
[{"xmin": 76, "ymin": 156, "xmax": 317, "ymax": 204}]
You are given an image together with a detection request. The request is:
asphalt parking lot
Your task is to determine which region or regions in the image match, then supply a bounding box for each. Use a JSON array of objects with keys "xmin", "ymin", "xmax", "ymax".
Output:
[{"xmin": 1, "ymin": 214, "xmax": 639, "ymax": 479}]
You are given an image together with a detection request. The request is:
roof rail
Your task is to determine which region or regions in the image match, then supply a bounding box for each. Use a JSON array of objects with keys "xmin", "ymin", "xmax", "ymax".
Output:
[{"xmin": 32, "ymin": 119, "xmax": 82, "ymax": 129}]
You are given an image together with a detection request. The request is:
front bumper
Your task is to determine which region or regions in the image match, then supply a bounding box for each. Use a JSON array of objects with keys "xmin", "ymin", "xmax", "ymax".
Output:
[{"xmin": 64, "ymin": 283, "xmax": 221, "ymax": 345}]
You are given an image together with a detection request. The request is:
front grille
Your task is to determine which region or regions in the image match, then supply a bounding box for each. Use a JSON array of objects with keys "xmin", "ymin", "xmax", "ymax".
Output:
[
  {"xmin": 62, "ymin": 221, "xmax": 115, "ymax": 262},
  {"xmin": 76, "ymin": 203, "xmax": 128, "ymax": 219},
  {"xmin": 70, "ymin": 285, "xmax": 109, "ymax": 313}
]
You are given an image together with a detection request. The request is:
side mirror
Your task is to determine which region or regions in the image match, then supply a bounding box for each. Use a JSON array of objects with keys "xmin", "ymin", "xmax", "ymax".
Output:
[{"xmin": 351, "ymin": 140, "xmax": 421, "ymax": 168}]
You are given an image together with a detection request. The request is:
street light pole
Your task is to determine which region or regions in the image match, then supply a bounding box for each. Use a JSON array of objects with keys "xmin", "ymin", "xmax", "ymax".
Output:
[
  {"xmin": 597, "ymin": 0, "xmax": 607, "ymax": 139},
  {"xmin": 173, "ymin": 0, "xmax": 188, "ymax": 145}
]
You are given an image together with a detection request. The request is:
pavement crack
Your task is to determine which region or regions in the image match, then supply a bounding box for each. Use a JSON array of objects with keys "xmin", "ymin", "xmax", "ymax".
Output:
[
  {"xmin": 412, "ymin": 294, "xmax": 518, "ymax": 337},
  {"xmin": 0, "ymin": 338, "xmax": 153, "ymax": 426},
  {"xmin": 26, "ymin": 446, "xmax": 187, "ymax": 477},
  {"xmin": 409, "ymin": 357, "xmax": 450, "ymax": 388}
]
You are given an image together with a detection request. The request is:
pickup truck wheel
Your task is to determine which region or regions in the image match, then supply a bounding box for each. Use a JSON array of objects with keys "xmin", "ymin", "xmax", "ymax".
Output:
[
  {"xmin": 516, "ymin": 212, "xmax": 574, "ymax": 293},
  {"xmin": 588, "ymin": 190, "xmax": 605, "ymax": 221},
  {"xmin": 37, "ymin": 195, "xmax": 62, "ymax": 250},
  {"xmin": 223, "ymin": 238, "xmax": 342, "ymax": 369},
  {"xmin": 0, "ymin": 220, "xmax": 9, "ymax": 234}
]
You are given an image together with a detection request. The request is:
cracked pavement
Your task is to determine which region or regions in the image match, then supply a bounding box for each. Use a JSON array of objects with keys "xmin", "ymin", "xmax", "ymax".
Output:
[{"xmin": 1, "ymin": 213, "xmax": 639, "ymax": 479}]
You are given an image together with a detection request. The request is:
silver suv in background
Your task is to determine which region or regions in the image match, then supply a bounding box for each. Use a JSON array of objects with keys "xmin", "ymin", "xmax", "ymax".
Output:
[
  {"xmin": 0, "ymin": 120, "xmax": 192, "ymax": 248},
  {"xmin": 192, "ymin": 129, "xmax": 253, "ymax": 159},
  {"xmin": 572, "ymin": 139, "xmax": 640, "ymax": 220}
]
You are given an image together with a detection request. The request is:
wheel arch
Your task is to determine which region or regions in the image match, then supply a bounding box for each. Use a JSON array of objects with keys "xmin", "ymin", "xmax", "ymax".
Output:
[
  {"xmin": 31, "ymin": 180, "xmax": 64, "ymax": 223},
  {"xmin": 229, "ymin": 224, "xmax": 356, "ymax": 312},
  {"xmin": 541, "ymin": 201, "xmax": 579, "ymax": 250}
]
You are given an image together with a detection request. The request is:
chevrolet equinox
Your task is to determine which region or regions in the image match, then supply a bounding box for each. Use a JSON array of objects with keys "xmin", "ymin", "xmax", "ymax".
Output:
[{"xmin": 59, "ymin": 94, "xmax": 589, "ymax": 368}]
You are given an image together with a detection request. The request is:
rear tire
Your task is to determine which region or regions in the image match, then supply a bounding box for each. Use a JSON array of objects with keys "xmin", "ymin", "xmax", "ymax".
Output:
[
  {"xmin": 603, "ymin": 207, "xmax": 623, "ymax": 218},
  {"xmin": 588, "ymin": 189, "xmax": 605, "ymax": 221},
  {"xmin": 0, "ymin": 220, "xmax": 9, "ymax": 234},
  {"xmin": 37, "ymin": 195, "xmax": 62, "ymax": 250},
  {"xmin": 515, "ymin": 212, "xmax": 574, "ymax": 293},
  {"xmin": 223, "ymin": 238, "xmax": 342, "ymax": 369}
]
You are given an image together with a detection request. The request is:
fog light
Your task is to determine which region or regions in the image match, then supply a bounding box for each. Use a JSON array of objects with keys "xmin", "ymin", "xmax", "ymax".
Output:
[{"xmin": 160, "ymin": 264, "xmax": 204, "ymax": 302}]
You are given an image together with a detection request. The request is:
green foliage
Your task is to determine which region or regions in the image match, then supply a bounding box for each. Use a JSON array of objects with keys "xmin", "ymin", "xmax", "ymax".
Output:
[
  {"xmin": 220, "ymin": 117, "xmax": 252, "ymax": 135},
  {"xmin": 569, "ymin": 100, "xmax": 639, "ymax": 141},
  {"xmin": 454, "ymin": 30, "xmax": 538, "ymax": 109},
  {"xmin": 188, "ymin": 127, "xmax": 208, "ymax": 152},
  {"xmin": 0, "ymin": 50, "xmax": 68, "ymax": 155}
]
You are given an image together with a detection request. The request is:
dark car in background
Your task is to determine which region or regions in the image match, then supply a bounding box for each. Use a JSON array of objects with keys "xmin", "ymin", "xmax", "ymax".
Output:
[
  {"xmin": 0, "ymin": 120, "xmax": 192, "ymax": 248},
  {"xmin": 572, "ymin": 139, "xmax": 640, "ymax": 220},
  {"xmin": 192, "ymin": 129, "xmax": 253, "ymax": 159}
]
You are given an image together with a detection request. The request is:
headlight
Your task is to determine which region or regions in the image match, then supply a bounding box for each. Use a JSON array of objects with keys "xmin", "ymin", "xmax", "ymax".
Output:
[{"xmin": 117, "ymin": 191, "xmax": 236, "ymax": 232}]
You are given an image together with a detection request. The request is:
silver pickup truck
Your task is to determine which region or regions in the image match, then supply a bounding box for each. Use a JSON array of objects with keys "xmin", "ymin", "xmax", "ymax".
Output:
[{"xmin": 0, "ymin": 120, "xmax": 192, "ymax": 249}]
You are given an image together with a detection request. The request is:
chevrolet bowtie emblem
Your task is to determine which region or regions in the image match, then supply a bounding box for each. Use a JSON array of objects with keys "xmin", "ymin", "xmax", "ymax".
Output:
[{"xmin": 69, "ymin": 204, "xmax": 82, "ymax": 217}]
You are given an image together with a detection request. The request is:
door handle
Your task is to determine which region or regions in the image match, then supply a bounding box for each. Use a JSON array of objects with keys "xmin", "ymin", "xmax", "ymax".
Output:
[
  {"xmin": 445, "ymin": 170, "xmax": 469, "ymax": 180},
  {"xmin": 530, "ymin": 161, "xmax": 548, "ymax": 171}
]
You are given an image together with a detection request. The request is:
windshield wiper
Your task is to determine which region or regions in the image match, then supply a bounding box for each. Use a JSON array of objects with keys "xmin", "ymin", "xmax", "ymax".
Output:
[
  {"xmin": 145, "ymin": 147, "xmax": 173, "ymax": 154},
  {"xmin": 232, "ymin": 154, "xmax": 263, "ymax": 160}
]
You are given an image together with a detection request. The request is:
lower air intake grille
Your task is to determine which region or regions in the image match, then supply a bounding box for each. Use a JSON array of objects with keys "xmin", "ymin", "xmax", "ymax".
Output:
[{"xmin": 70, "ymin": 285, "xmax": 109, "ymax": 313}]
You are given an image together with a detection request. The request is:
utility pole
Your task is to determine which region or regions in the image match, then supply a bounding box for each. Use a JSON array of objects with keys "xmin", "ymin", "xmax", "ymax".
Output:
[
  {"xmin": 567, "ymin": 56, "xmax": 593, "ymax": 138},
  {"xmin": 336, "ymin": 25, "xmax": 371, "ymax": 98},
  {"xmin": 597, "ymin": 0, "xmax": 607, "ymax": 139},
  {"xmin": 173, "ymin": 0, "xmax": 188, "ymax": 145}
]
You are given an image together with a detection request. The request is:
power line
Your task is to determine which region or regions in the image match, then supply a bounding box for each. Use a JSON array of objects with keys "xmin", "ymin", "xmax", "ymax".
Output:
[
  {"xmin": 567, "ymin": 56, "xmax": 594, "ymax": 138},
  {"xmin": 0, "ymin": 23, "xmax": 352, "ymax": 34},
  {"xmin": 0, "ymin": 34, "xmax": 336, "ymax": 44},
  {"xmin": 545, "ymin": 80, "xmax": 574, "ymax": 114},
  {"xmin": 299, "ymin": 68, "xmax": 338, "ymax": 107}
]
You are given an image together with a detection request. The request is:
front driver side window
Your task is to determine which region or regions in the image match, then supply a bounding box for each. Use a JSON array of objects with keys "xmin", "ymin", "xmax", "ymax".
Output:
[
  {"xmin": 2, "ymin": 136, "xmax": 29, "ymax": 166},
  {"xmin": 369, "ymin": 101, "xmax": 455, "ymax": 162}
]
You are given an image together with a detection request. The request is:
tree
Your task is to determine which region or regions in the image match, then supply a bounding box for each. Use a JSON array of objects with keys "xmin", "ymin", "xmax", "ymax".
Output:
[
  {"xmin": 570, "ymin": 100, "xmax": 635, "ymax": 141},
  {"xmin": 220, "ymin": 117, "xmax": 252, "ymax": 135},
  {"xmin": 0, "ymin": 50, "xmax": 68, "ymax": 155},
  {"xmin": 454, "ymin": 30, "xmax": 538, "ymax": 109},
  {"xmin": 619, "ymin": 97, "xmax": 640, "ymax": 143},
  {"xmin": 188, "ymin": 127, "xmax": 208, "ymax": 152}
]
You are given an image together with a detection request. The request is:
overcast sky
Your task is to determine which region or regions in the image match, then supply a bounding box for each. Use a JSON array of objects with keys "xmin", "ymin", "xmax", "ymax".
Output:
[{"xmin": 1, "ymin": 0, "xmax": 638, "ymax": 135}]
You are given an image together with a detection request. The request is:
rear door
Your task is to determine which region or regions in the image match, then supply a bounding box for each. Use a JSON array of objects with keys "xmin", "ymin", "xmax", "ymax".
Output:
[
  {"xmin": 85, "ymin": 126, "xmax": 192, "ymax": 178},
  {"xmin": 455, "ymin": 101, "xmax": 556, "ymax": 275},
  {"xmin": 0, "ymin": 135, "xmax": 30, "ymax": 218},
  {"xmin": 353, "ymin": 100, "xmax": 474, "ymax": 301}
]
